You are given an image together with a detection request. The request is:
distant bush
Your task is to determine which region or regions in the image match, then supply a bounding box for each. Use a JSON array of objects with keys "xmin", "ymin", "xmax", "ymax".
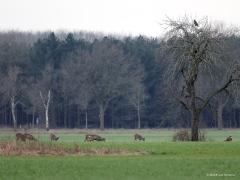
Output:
[
  {"xmin": 173, "ymin": 129, "xmax": 206, "ymax": 141},
  {"xmin": 173, "ymin": 130, "xmax": 190, "ymax": 141}
]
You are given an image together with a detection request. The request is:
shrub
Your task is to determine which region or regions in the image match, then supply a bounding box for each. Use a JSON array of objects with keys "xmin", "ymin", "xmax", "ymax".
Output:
[
  {"xmin": 173, "ymin": 129, "xmax": 206, "ymax": 141},
  {"xmin": 173, "ymin": 130, "xmax": 190, "ymax": 141}
]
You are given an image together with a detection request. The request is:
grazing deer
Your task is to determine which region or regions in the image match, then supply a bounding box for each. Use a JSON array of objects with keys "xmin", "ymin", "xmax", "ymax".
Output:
[
  {"xmin": 50, "ymin": 133, "xmax": 59, "ymax": 141},
  {"xmin": 16, "ymin": 133, "xmax": 36, "ymax": 141},
  {"xmin": 134, "ymin": 133, "xmax": 145, "ymax": 141},
  {"xmin": 24, "ymin": 133, "xmax": 37, "ymax": 141},
  {"xmin": 225, "ymin": 136, "xmax": 232, "ymax": 141},
  {"xmin": 16, "ymin": 133, "xmax": 26, "ymax": 142},
  {"xmin": 84, "ymin": 134, "xmax": 105, "ymax": 142}
]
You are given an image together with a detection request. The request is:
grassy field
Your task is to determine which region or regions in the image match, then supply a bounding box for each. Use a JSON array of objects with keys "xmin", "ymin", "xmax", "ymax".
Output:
[{"xmin": 0, "ymin": 128, "xmax": 240, "ymax": 180}]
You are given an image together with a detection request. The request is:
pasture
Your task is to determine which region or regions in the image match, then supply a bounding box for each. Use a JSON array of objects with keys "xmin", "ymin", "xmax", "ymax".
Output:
[{"xmin": 0, "ymin": 129, "xmax": 240, "ymax": 180}]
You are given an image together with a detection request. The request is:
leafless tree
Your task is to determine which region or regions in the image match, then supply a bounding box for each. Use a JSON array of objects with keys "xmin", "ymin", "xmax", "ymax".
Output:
[
  {"xmin": 127, "ymin": 68, "xmax": 147, "ymax": 129},
  {"xmin": 215, "ymin": 92, "xmax": 230, "ymax": 129},
  {"xmin": 130, "ymin": 82, "xmax": 147, "ymax": 129},
  {"xmin": 162, "ymin": 17, "xmax": 240, "ymax": 141},
  {"xmin": 62, "ymin": 42, "xmax": 144, "ymax": 130},
  {"xmin": 76, "ymin": 86, "xmax": 92, "ymax": 129},
  {"xmin": 33, "ymin": 64, "xmax": 54, "ymax": 131},
  {"xmin": 40, "ymin": 90, "xmax": 51, "ymax": 130},
  {"xmin": 0, "ymin": 32, "xmax": 31, "ymax": 129},
  {"xmin": 88, "ymin": 40, "xmax": 134, "ymax": 130},
  {"xmin": 61, "ymin": 49, "xmax": 93, "ymax": 128},
  {"xmin": 204, "ymin": 65, "xmax": 231, "ymax": 130},
  {"xmin": 59, "ymin": 64, "xmax": 75, "ymax": 128},
  {"xmin": 26, "ymin": 82, "xmax": 43, "ymax": 128},
  {"xmin": 1, "ymin": 66, "xmax": 22, "ymax": 130}
]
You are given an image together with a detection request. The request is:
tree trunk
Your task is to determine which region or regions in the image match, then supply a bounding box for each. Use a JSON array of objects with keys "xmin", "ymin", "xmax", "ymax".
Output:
[
  {"xmin": 217, "ymin": 95, "xmax": 229, "ymax": 130},
  {"xmin": 99, "ymin": 105, "xmax": 105, "ymax": 130},
  {"xmin": 11, "ymin": 97, "xmax": 17, "ymax": 130},
  {"xmin": 191, "ymin": 110, "xmax": 200, "ymax": 141},
  {"xmin": 40, "ymin": 90, "xmax": 51, "ymax": 131},
  {"xmin": 32, "ymin": 109, "xmax": 35, "ymax": 128},
  {"xmin": 45, "ymin": 95, "xmax": 50, "ymax": 131},
  {"xmin": 137, "ymin": 102, "xmax": 141, "ymax": 129},
  {"xmin": 85, "ymin": 109, "xmax": 88, "ymax": 129},
  {"xmin": 45, "ymin": 106, "xmax": 49, "ymax": 131},
  {"xmin": 217, "ymin": 105, "xmax": 224, "ymax": 130},
  {"xmin": 64, "ymin": 104, "xmax": 68, "ymax": 128},
  {"xmin": 189, "ymin": 78, "xmax": 200, "ymax": 141},
  {"xmin": 76, "ymin": 105, "xmax": 80, "ymax": 128},
  {"xmin": 4, "ymin": 105, "xmax": 7, "ymax": 125}
]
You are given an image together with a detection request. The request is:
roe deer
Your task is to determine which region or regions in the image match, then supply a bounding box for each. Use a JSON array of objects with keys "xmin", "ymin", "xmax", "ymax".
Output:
[
  {"xmin": 24, "ymin": 133, "xmax": 37, "ymax": 141},
  {"xmin": 134, "ymin": 133, "xmax": 145, "ymax": 141},
  {"xmin": 50, "ymin": 133, "xmax": 60, "ymax": 141},
  {"xmin": 16, "ymin": 133, "xmax": 26, "ymax": 142},
  {"xmin": 225, "ymin": 136, "xmax": 232, "ymax": 141},
  {"xmin": 84, "ymin": 134, "xmax": 105, "ymax": 142}
]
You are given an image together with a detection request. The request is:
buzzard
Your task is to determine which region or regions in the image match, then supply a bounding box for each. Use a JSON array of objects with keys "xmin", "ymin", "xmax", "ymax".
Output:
[{"xmin": 194, "ymin": 19, "xmax": 199, "ymax": 27}]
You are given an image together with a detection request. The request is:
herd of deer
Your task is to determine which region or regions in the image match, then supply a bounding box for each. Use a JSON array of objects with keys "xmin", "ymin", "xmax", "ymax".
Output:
[
  {"xmin": 15, "ymin": 132, "xmax": 146, "ymax": 142},
  {"xmin": 16, "ymin": 132, "xmax": 60, "ymax": 142},
  {"xmin": 15, "ymin": 132, "xmax": 233, "ymax": 142}
]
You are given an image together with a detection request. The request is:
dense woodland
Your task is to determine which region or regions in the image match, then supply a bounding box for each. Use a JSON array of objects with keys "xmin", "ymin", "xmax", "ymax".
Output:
[{"xmin": 1, "ymin": 20, "xmax": 240, "ymax": 130}]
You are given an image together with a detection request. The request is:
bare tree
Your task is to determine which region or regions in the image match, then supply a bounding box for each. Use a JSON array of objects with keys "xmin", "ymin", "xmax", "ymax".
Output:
[
  {"xmin": 209, "ymin": 36, "xmax": 240, "ymax": 129},
  {"xmin": 1, "ymin": 66, "xmax": 22, "ymax": 130},
  {"xmin": 34, "ymin": 64, "xmax": 53, "ymax": 131},
  {"xmin": 162, "ymin": 17, "xmax": 240, "ymax": 141},
  {"xmin": 76, "ymin": 87, "xmax": 92, "ymax": 129},
  {"xmin": 0, "ymin": 33, "xmax": 30, "ymax": 129},
  {"xmin": 62, "ymin": 42, "xmax": 144, "ymax": 130},
  {"xmin": 129, "ymin": 82, "xmax": 147, "ymax": 129},
  {"xmin": 60, "ymin": 49, "xmax": 93, "ymax": 129},
  {"xmin": 40, "ymin": 90, "xmax": 51, "ymax": 130},
  {"xmin": 127, "ymin": 68, "xmax": 147, "ymax": 129},
  {"xmin": 206, "ymin": 67, "xmax": 231, "ymax": 129},
  {"xmin": 88, "ymin": 40, "xmax": 134, "ymax": 130},
  {"xmin": 26, "ymin": 82, "xmax": 42, "ymax": 128},
  {"xmin": 59, "ymin": 66, "xmax": 74, "ymax": 128},
  {"xmin": 215, "ymin": 92, "xmax": 230, "ymax": 129}
]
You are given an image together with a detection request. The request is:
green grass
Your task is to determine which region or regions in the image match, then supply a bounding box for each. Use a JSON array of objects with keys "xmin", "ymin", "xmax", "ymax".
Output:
[
  {"xmin": 1, "ymin": 128, "xmax": 240, "ymax": 142},
  {"xmin": 0, "ymin": 129, "xmax": 240, "ymax": 180}
]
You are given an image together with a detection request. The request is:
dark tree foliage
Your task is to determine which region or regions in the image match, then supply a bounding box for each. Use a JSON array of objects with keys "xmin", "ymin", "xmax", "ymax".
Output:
[{"xmin": 0, "ymin": 29, "xmax": 240, "ymax": 130}]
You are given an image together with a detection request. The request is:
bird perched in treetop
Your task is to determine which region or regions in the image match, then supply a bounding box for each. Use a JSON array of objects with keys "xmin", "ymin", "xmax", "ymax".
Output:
[{"xmin": 193, "ymin": 19, "xmax": 199, "ymax": 27}]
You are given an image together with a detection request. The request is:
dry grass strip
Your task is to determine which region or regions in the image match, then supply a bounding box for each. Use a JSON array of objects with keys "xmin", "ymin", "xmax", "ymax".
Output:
[{"xmin": 0, "ymin": 141, "xmax": 149, "ymax": 156}]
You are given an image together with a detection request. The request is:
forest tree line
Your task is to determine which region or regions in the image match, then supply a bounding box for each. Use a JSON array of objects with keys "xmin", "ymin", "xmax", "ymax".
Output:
[{"xmin": 1, "ymin": 19, "xmax": 240, "ymax": 130}]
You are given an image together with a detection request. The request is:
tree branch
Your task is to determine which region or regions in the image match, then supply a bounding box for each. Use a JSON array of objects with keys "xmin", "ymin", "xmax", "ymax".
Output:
[
  {"xmin": 39, "ymin": 91, "xmax": 47, "ymax": 109},
  {"xmin": 199, "ymin": 76, "xmax": 235, "ymax": 111},
  {"xmin": 176, "ymin": 96, "xmax": 189, "ymax": 111}
]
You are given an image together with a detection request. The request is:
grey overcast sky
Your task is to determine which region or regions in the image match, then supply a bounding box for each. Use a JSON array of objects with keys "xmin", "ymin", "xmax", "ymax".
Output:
[{"xmin": 0, "ymin": 0, "xmax": 240, "ymax": 36}]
